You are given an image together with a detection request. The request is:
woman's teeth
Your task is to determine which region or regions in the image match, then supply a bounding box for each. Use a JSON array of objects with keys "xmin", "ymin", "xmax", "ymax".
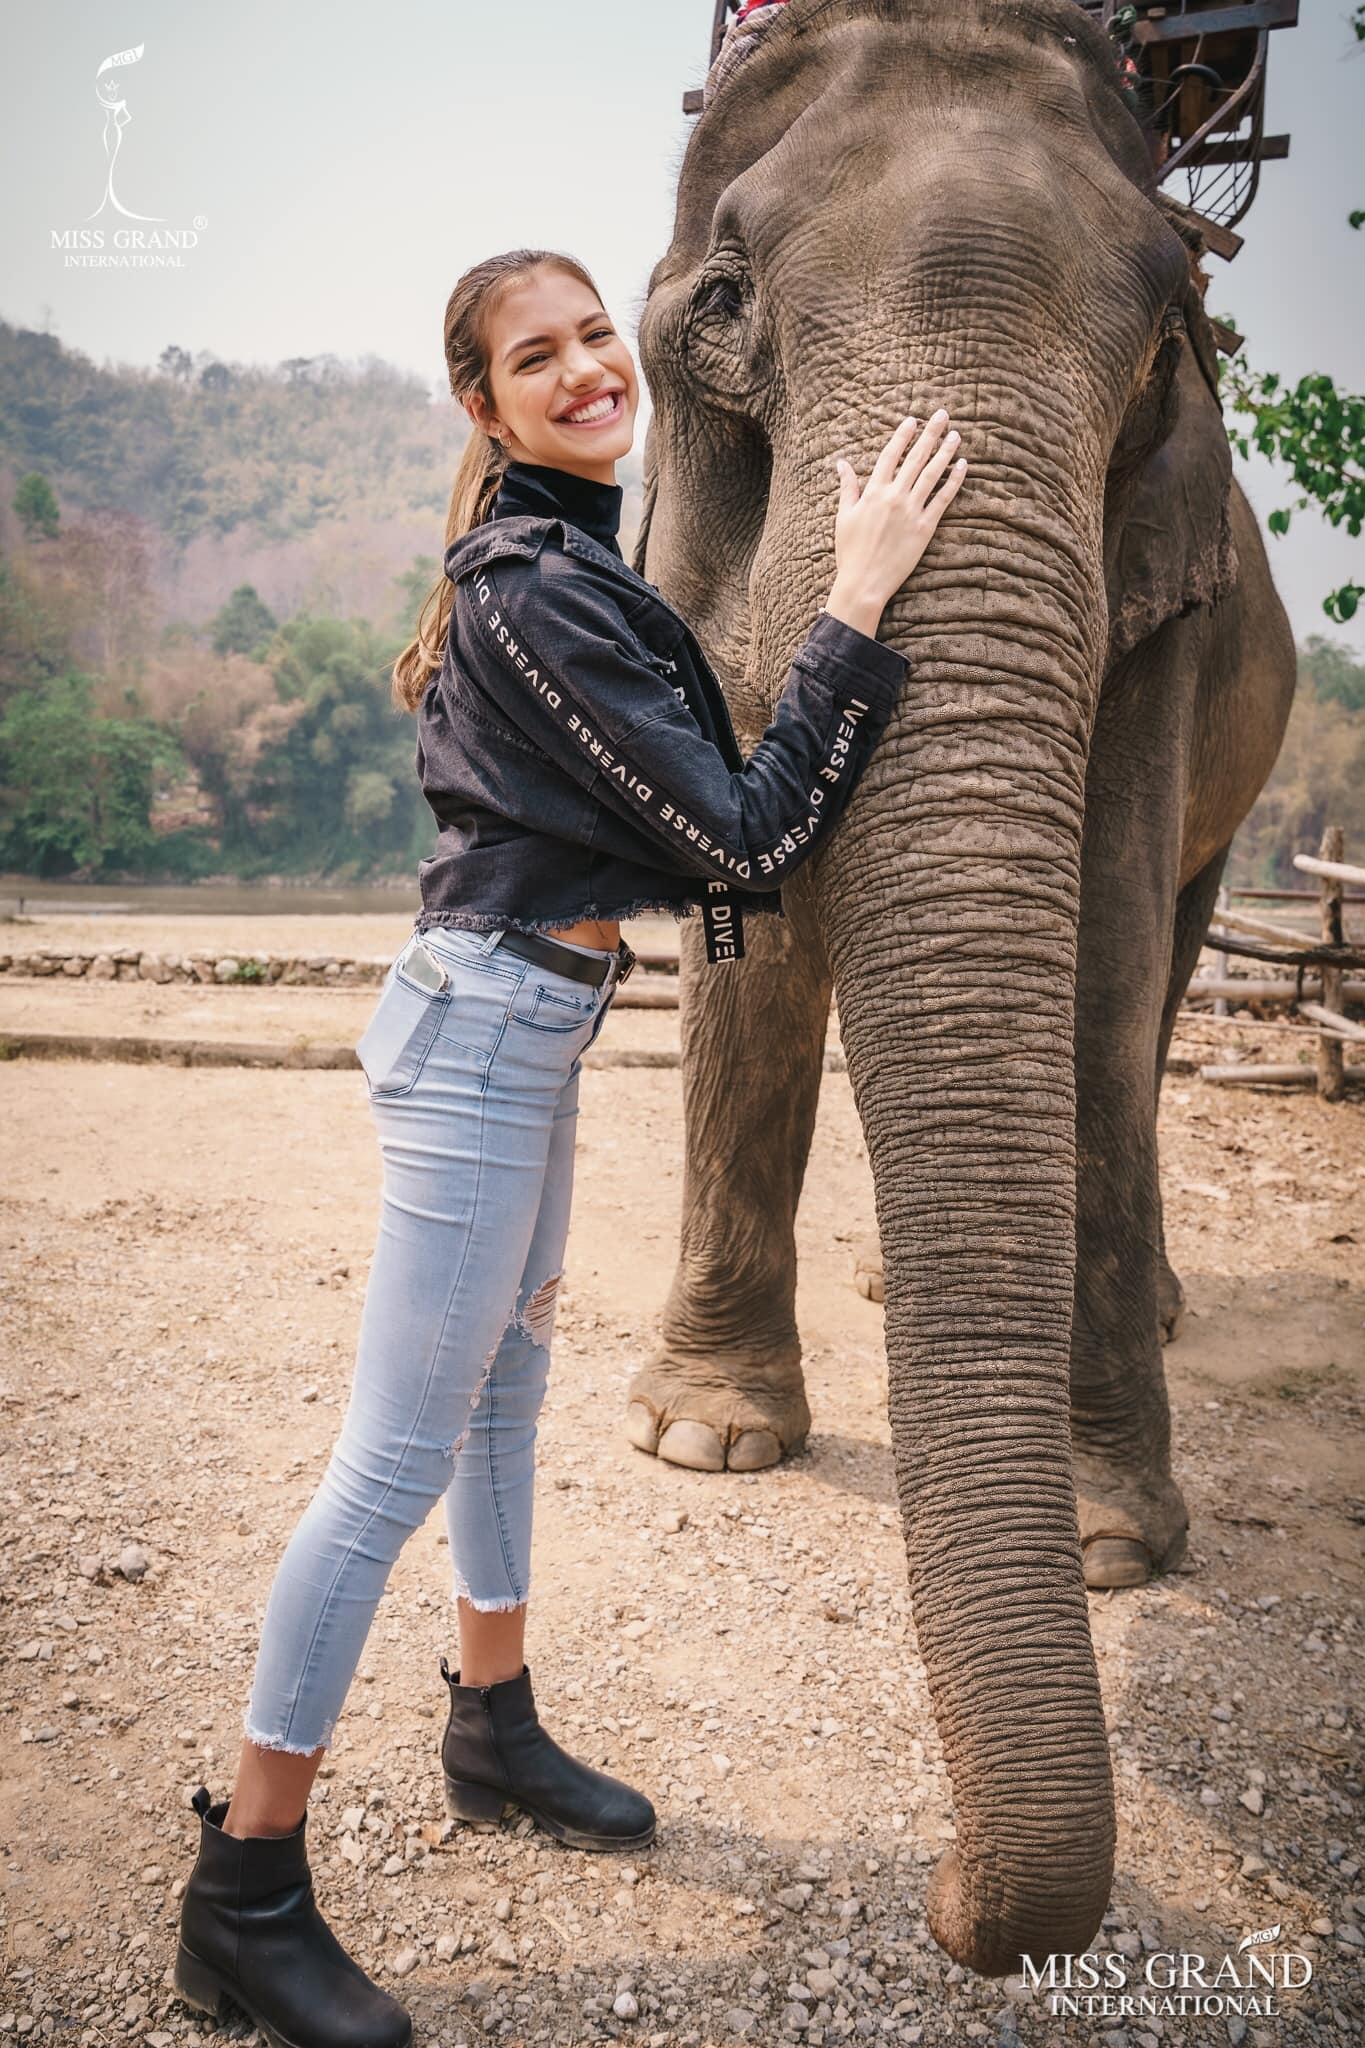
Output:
[{"xmin": 562, "ymin": 393, "xmax": 619, "ymax": 425}]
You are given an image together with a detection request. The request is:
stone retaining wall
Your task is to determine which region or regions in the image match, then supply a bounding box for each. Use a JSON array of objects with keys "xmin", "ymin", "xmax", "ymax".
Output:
[{"xmin": 0, "ymin": 949, "xmax": 392, "ymax": 986}]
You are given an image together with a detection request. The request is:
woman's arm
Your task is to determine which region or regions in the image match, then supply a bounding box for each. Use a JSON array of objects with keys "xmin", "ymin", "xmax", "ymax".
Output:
[{"xmin": 452, "ymin": 553, "xmax": 909, "ymax": 891}]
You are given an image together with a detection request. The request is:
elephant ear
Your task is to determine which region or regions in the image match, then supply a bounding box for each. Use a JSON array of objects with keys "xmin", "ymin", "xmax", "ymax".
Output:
[
  {"xmin": 631, "ymin": 416, "xmax": 659, "ymax": 580},
  {"xmin": 1103, "ymin": 272, "xmax": 1239, "ymax": 666}
]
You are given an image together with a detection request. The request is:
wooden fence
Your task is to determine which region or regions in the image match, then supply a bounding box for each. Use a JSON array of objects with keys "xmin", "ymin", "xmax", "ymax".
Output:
[{"xmin": 1183, "ymin": 828, "xmax": 1364, "ymax": 1099}]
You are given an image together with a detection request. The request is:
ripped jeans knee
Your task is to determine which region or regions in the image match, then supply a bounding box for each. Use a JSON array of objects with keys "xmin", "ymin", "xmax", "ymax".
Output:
[{"xmin": 443, "ymin": 1268, "xmax": 562, "ymax": 1611}]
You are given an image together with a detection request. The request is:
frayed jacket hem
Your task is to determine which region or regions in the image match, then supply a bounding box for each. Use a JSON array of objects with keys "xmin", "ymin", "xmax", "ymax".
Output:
[{"xmin": 414, "ymin": 896, "xmax": 784, "ymax": 936}]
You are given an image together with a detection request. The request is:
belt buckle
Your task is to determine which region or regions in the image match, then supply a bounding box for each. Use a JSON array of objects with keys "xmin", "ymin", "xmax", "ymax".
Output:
[{"xmin": 616, "ymin": 943, "xmax": 636, "ymax": 986}]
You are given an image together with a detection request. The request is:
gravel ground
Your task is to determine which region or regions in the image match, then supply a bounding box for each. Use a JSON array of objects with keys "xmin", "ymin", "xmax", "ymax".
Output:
[{"xmin": 0, "ymin": 963, "xmax": 1361, "ymax": 2048}]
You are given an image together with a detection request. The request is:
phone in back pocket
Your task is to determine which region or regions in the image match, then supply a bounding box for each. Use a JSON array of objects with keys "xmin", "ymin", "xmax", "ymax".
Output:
[{"xmin": 396, "ymin": 935, "xmax": 449, "ymax": 994}]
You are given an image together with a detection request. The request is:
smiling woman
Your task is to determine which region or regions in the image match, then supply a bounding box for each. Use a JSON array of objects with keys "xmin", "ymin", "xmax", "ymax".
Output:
[
  {"xmin": 171, "ymin": 241, "xmax": 963, "ymax": 2048},
  {"xmin": 392, "ymin": 252, "xmax": 641, "ymax": 962}
]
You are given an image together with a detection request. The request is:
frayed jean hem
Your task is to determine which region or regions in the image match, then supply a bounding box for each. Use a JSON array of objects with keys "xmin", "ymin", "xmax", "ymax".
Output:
[
  {"xmin": 451, "ymin": 1571, "xmax": 528, "ymax": 1614},
  {"xmin": 242, "ymin": 1706, "xmax": 335, "ymax": 1757}
]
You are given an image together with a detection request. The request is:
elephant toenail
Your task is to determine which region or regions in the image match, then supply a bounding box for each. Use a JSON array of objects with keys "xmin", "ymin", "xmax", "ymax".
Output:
[
  {"xmin": 727, "ymin": 1429, "xmax": 783, "ymax": 1471},
  {"xmin": 624, "ymin": 1402, "xmax": 662, "ymax": 1455},
  {"xmin": 1082, "ymin": 1537, "xmax": 1152, "ymax": 1590},
  {"xmin": 655, "ymin": 1420, "xmax": 726, "ymax": 1472}
]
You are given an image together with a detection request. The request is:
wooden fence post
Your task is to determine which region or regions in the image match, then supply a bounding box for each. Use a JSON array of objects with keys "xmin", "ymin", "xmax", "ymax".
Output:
[{"xmin": 1317, "ymin": 827, "xmax": 1345, "ymax": 1102}]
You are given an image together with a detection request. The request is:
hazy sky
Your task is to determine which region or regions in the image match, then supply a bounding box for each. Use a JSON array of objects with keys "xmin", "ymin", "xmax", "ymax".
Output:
[{"xmin": 3, "ymin": 0, "xmax": 1361, "ymax": 649}]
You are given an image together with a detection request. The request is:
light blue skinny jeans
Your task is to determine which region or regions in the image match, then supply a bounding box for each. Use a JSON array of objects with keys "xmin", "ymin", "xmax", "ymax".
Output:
[{"xmin": 244, "ymin": 922, "xmax": 624, "ymax": 1754}]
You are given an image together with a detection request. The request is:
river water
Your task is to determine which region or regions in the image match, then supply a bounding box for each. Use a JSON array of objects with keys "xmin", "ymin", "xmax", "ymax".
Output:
[{"xmin": 0, "ymin": 881, "xmax": 421, "ymax": 919}]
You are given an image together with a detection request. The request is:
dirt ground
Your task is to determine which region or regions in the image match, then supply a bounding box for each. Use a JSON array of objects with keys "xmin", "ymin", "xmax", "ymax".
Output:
[
  {"xmin": 0, "ymin": 931, "xmax": 1361, "ymax": 2048},
  {"xmin": 0, "ymin": 910, "xmax": 425, "ymax": 963}
]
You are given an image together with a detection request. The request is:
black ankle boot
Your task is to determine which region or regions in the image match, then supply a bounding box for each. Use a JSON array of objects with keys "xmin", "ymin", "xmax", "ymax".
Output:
[
  {"xmin": 440, "ymin": 1659, "xmax": 656, "ymax": 1852},
  {"xmin": 174, "ymin": 1786, "xmax": 413, "ymax": 2048}
]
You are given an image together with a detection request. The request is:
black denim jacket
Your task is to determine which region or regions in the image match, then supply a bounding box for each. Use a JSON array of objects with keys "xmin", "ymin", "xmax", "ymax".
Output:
[{"xmin": 413, "ymin": 460, "xmax": 911, "ymax": 962}]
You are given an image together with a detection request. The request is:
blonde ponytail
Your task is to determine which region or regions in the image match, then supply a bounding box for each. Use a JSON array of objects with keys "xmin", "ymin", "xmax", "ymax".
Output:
[{"xmin": 391, "ymin": 430, "xmax": 506, "ymax": 711}]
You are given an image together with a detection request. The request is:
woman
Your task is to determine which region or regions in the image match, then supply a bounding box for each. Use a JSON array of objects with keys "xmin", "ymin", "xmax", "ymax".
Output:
[{"xmin": 173, "ymin": 248, "xmax": 966, "ymax": 2048}]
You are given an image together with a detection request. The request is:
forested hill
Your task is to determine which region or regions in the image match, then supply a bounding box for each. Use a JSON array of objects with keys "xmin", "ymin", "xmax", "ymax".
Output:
[
  {"xmin": 0, "ymin": 320, "xmax": 650, "ymax": 884},
  {"xmin": 0, "ymin": 321, "xmax": 454, "ymax": 548},
  {"xmin": 0, "ymin": 319, "xmax": 1353, "ymax": 890}
]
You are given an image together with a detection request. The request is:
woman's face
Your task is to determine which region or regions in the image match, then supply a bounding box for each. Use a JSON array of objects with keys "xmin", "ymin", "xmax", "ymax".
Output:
[{"xmin": 468, "ymin": 267, "xmax": 639, "ymax": 484}]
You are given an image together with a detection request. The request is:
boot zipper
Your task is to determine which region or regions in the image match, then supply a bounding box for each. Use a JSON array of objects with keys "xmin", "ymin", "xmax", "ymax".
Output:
[{"xmin": 481, "ymin": 1687, "xmax": 509, "ymax": 1796}]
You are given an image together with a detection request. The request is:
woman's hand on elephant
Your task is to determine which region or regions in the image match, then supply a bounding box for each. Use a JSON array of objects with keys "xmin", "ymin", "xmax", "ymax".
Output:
[{"xmin": 826, "ymin": 410, "xmax": 968, "ymax": 629}]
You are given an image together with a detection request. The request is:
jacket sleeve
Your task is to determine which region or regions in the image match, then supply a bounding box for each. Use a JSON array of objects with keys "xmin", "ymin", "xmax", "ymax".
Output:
[{"xmin": 454, "ymin": 553, "xmax": 910, "ymax": 892}]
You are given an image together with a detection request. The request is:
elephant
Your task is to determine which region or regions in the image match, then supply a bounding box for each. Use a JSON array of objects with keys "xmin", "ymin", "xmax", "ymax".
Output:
[{"xmin": 621, "ymin": 0, "xmax": 1296, "ymax": 1975}]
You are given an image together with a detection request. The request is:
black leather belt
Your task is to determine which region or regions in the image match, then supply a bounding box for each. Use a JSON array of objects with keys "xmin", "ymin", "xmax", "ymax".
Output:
[{"xmin": 493, "ymin": 928, "xmax": 635, "ymax": 988}]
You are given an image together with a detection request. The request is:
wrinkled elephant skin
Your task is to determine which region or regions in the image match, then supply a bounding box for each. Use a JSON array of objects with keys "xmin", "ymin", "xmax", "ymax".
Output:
[{"xmin": 624, "ymin": 0, "xmax": 1296, "ymax": 1978}]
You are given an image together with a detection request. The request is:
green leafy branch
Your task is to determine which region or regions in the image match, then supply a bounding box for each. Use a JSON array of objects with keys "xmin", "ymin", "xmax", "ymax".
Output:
[{"xmin": 1221, "ymin": 360, "xmax": 1365, "ymax": 623}]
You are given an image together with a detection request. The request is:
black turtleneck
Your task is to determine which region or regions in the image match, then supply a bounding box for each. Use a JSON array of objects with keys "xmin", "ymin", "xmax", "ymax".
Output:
[{"xmin": 491, "ymin": 460, "xmax": 624, "ymax": 558}]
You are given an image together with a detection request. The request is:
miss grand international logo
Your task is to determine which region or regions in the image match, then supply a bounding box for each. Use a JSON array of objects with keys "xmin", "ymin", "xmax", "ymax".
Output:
[
  {"xmin": 1023, "ymin": 1924, "xmax": 1314, "ymax": 2021},
  {"xmin": 49, "ymin": 43, "xmax": 206, "ymax": 268}
]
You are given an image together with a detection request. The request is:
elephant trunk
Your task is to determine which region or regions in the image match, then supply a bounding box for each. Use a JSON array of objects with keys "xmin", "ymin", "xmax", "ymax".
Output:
[{"xmin": 803, "ymin": 511, "xmax": 1115, "ymax": 1973}]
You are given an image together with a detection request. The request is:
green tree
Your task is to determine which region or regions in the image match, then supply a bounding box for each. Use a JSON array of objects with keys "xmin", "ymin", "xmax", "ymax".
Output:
[
  {"xmin": 210, "ymin": 583, "xmax": 278, "ymax": 659},
  {"xmin": 1219, "ymin": 7, "xmax": 1364, "ymax": 623},
  {"xmin": 0, "ymin": 552, "xmax": 74, "ymax": 696},
  {"xmin": 141, "ymin": 643, "xmax": 297, "ymax": 848},
  {"xmin": 1299, "ymin": 633, "xmax": 1365, "ymax": 712},
  {"xmin": 344, "ymin": 766, "xmax": 398, "ymax": 834},
  {"xmin": 242, "ymin": 616, "xmax": 423, "ymax": 875},
  {"xmin": 0, "ymin": 671, "xmax": 182, "ymax": 875},
  {"xmin": 1230, "ymin": 637, "xmax": 1365, "ymax": 887},
  {"xmin": 1221, "ymin": 365, "xmax": 1364, "ymax": 623},
  {"xmin": 392, "ymin": 554, "xmax": 440, "ymax": 631},
  {"xmin": 13, "ymin": 471, "xmax": 59, "ymax": 540},
  {"xmin": 384, "ymin": 554, "xmax": 446, "ymax": 647}
]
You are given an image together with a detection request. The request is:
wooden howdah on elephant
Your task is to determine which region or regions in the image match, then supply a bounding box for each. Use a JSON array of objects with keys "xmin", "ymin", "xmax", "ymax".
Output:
[{"xmin": 630, "ymin": 0, "xmax": 1298, "ymax": 1976}]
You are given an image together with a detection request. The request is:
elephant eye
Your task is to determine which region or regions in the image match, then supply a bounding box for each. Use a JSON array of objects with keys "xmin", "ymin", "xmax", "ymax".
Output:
[
  {"xmin": 689, "ymin": 249, "xmax": 752, "ymax": 329},
  {"xmin": 678, "ymin": 257, "xmax": 768, "ymax": 410},
  {"xmin": 697, "ymin": 274, "xmax": 745, "ymax": 321}
]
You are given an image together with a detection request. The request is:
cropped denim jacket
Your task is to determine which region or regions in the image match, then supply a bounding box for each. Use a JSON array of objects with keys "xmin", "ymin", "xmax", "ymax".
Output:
[{"xmin": 413, "ymin": 460, "xmax": 911, "ymax": 963}]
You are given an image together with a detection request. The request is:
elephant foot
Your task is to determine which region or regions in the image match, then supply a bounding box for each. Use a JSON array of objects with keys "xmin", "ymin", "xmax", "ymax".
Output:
[
  {"xmin": 625, "ymin": 1349, "xmax": 811, "ymax": 1473},
  {"xmin": 1073, "ymin": 1452, "xmax": 1190, "ymax": 1590},
  {"xmin": 1157, "ymin": 1254, "xmax": 1187, "ymax": 1345},
  {"xmin": 853, "ymin": 1232, "xmax": 883, "ymax": 1302}
]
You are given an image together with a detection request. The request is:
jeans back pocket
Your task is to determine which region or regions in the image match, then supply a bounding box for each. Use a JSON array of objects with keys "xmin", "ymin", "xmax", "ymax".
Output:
[{"xmin": 356, "ymin": 962, "xmax": 451, "ymax": 1096}]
